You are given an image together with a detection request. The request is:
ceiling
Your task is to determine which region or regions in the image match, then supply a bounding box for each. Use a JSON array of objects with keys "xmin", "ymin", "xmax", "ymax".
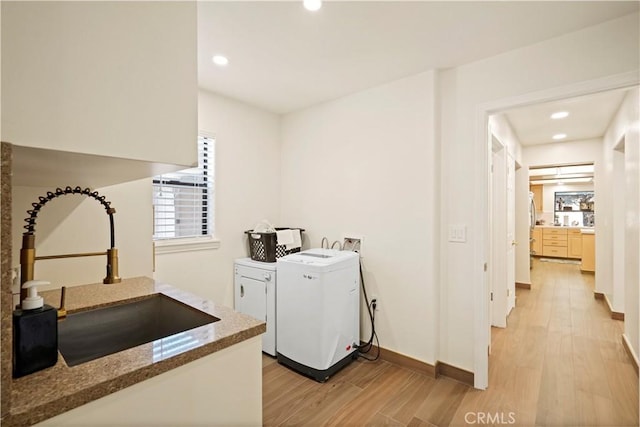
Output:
[
  {"xmin": 503, "ymin": 89, "xmax": 630, "ymax": 147},
  {"xmin": 197, "ymin": 1, "xmax": 638, "ymax": 114}
]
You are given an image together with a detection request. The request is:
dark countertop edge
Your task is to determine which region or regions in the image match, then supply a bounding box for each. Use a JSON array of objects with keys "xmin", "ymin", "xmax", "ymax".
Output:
[{"xmin": 2, "ymin": 323, "xmax": 265, "ymax": 427}]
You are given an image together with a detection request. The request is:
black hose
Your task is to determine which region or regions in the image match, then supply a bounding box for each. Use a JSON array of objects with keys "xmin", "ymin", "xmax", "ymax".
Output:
[
  {"xmin": 23, "ymin": 186, "xmax": 116, "ymax": 248},
  {"xmin": 109, "ymin": 213, "xmax": 116, "ymax": 248},
  {"xmin": 356, "ymin": 260, "xmax": 379, "ymax": 360}
]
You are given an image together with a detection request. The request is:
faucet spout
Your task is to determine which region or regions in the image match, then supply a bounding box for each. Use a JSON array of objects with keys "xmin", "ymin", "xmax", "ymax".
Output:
[{"xmin": 20, "ymin": 186, "xmax": 122, "ymax": 303}]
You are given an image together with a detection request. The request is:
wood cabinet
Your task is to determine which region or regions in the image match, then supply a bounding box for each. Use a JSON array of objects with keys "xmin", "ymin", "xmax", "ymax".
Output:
[
  {"xmin": 536, "ymin": 227, "xmax": 594, "ymax": 262},
  {"xmin": 530, "ymin": 184, "xmax": 543, "ymax": 213},
  {"xmin": 542, "ymin": 228, "xmax": 568, "ymax": 257},
  {"xmin": 567, "ymin": 229, "xmax": 583, "ymax": 259},
  {"xmin": 581, "ymin": 233, "xmax": 595, "ymax": 272},
  {"xmin": 530, "ymin": 228, "xmax": 542, "ymax": 256}
]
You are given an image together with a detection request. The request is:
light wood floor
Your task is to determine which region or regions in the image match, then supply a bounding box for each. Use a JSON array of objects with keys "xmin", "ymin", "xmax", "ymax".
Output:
[{"xmin": 263, "ymin": 259, "xmax": 639, "ymax": 426}]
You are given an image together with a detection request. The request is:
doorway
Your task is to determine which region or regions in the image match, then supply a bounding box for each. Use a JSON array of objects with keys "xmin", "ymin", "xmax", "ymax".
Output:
[{"xmin": 476, "ymin": 72, "xmax": 639, "ymax": 390}]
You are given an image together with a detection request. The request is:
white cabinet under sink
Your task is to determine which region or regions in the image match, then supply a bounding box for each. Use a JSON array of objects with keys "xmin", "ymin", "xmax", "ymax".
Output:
[{"xmin": 234, "ymin": 259, "xmax": 276, "ymax": 356}]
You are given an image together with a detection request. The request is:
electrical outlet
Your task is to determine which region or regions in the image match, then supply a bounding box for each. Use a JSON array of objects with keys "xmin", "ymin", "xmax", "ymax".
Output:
[
  {"xmin": 371, "ymin": 295, "xmax": 379, "ymax": 311},
  {"xmin": 343, "ymin": 235, "xmax": 363, "ymax": 256}
]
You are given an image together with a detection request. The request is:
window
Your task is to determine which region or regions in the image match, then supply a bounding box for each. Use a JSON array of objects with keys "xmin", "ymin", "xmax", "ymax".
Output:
[{"xmin": 152, "ymin": 135, "xmax": 214, "ymax": 240}]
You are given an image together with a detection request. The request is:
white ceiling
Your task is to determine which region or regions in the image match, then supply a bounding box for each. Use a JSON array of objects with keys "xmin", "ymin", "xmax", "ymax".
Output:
[
  {"xmin": 503, "ymin": 89, "xmax": 630, "ymax": 146},
  {"xmin": 197, "ymin": 1, "xmax": 638, "ymax": 114}
]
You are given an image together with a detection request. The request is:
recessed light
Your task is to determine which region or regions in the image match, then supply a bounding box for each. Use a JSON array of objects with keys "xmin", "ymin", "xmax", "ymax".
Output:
[
  {"xmin": 552, "ymin": 133, "xmax": 567, "ymax": 141},
  {"xmin": 303, "ymin": 0, "xmax": 322, "ymax": 11},
  {"xmin": 212, "ymin": 55, "xmax": 229, "ymax": 66},
  {"xmin": 551, "ymin": 111, "xmax": 569, "ymax": 119}
]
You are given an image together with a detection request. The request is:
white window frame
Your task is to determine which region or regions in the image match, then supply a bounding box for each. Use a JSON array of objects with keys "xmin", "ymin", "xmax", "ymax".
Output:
[{"xmin": 153, "ymin": 133, "xmax": 220, "ymax": 254}]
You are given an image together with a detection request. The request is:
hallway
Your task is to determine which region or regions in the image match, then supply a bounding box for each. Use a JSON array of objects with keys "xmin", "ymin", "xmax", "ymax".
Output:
[
  {"xmin": 262, "ymin": 259, "xmax": 638, "ymax": 426},
  {"xmin": 452, "ymin": 259, "xmax": 638, "ymax": 425}
]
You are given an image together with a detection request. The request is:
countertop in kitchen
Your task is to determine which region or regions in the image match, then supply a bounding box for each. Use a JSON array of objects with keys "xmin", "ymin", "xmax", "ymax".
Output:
[
  {"xmin": 534, "ymin": 225, "xmax": 595, "ymax": 230},
  {"xmin": 2, "ymin": 276, "xmax": 265, "ymax": 427}
]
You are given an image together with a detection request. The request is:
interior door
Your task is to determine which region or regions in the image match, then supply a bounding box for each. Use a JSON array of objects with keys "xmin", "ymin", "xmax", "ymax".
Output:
[
  {"xmin": 491, "ymin": 138, "xmax": 507, "ymax": 328},
  {"xmin": 237, "ymin": 276, "xmax": 266, "ymax": 322},
  {"xmin": 506, "ymin": 153, "xmax": 516, "ymax": 313}
]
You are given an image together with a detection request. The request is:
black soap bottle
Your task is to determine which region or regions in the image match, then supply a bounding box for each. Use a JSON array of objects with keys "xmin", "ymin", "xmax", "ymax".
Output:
[{"xmin": 13, "ymin": 280, "xmax": 58, "ymax": 378}]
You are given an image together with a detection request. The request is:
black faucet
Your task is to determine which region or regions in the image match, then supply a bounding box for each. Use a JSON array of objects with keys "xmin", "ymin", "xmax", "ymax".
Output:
[{"xmin": 20, "ymin": 186, "xmax": 121, "ymax": 303}]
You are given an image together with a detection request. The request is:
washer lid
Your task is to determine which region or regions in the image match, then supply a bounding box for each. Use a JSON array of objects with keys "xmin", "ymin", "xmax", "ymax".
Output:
[{"xmin": 277, "ymin": 248, "xmax": 358, "ymax": 267}]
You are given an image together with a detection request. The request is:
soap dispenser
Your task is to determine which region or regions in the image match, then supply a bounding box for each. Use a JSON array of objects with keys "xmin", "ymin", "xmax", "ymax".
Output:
[{"xmin": 13, "ymin": 280, "xmax": 58, "ymax": 378}]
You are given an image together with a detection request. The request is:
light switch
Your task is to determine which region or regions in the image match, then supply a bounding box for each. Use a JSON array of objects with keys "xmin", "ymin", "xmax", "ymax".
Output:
[{"xmin": 448, "ymin": 225, "xmax": 467, "ymax": 243}]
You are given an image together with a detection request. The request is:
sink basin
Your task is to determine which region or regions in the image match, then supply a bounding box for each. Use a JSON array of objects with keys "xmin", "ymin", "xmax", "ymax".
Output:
[{"xmin": 58, "ymin": 294, "xmax": 219, "ymax": 366}]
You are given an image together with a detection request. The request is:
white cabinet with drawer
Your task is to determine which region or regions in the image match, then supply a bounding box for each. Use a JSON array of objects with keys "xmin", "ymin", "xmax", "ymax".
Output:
[{"xmin": 234, "ymin": 258, "xmax": 276, "ymax": 356}]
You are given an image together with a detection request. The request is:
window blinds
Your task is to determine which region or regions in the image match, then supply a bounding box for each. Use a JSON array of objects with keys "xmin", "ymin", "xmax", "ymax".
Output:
[{"xmin": 152, "ymin": 136, "xmax": 214, "ymax": 239}]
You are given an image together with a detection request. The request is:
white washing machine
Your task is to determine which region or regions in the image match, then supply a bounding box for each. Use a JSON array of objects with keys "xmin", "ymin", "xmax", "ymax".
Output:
[
  {"xmin": 276, "ymin": 248, "xmax": 359, "ymax": 382},
  {"xmin": 234, "ymin": 258, "xmax": 276, "ymax": 356}
]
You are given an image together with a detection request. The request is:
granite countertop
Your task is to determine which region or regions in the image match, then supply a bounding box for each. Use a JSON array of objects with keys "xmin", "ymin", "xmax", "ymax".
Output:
[{"xmin": 3, "ymin": 277, "xmax": 265, "ymax": 427}]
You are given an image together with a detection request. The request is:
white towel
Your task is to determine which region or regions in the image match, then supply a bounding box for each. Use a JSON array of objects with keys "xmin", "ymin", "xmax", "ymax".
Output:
[
  {"xmin": 286, "ymin": 229, "xmax": 302, "ymax": 251},
  {"xmin": 276, "ymin": 229, "xmax": 294, "ymax": 246},
  {"xmin": 253, "ymin": 220, "xmax": 276, "ymax": 233}
]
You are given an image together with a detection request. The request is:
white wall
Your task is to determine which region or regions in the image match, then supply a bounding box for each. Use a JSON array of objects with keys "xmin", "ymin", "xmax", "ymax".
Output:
[
  {"xmin": 524, "ymin": 138, "xmax": 603, "ymax": 167},
  {"xmin": 280, "ymin": 71, "xmax": 439, "ymax": 364},
  {"xmin": 1, "ymin": 1, "xmax": 197, "ymax": 167},
  {"xmin": 601, "ymin": 88, "xmax": 640, "ymax": 358},
  {"xmin": 622, "ymin": 91, "xmax": 639, "ymax": 359},
  {"xmin": 489, "ymin": 114, "xmax": 523, "ymax": 166},
  {"xmin": 439, "ymin": 11, "xmax": 639, "ymax": 377},
  {"xmin": 611, "ymin": 149, "xmax": 625, "ymax": 312},
  {"xmin": 11, "ymin": 179, "xmax": 153, "ymax": 293},
  {"xmin": 153, "ymin": 91, "xmax": 281, "ymax": 307},
  {"xmin": 599, "ymin": 126, "xmax": 617, "ymax": 301}
]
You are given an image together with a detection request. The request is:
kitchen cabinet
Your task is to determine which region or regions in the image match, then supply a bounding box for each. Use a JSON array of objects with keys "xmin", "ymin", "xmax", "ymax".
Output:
[
  {"xmin": 581, "ymin": 233, "xmax": 595, "ymax": 272},
  {"xmin": 537, "ymin": 227, "xmax": 594, "ymax": 261},
  {"xmin": 567, "ymin": 229, "xmax": 583, "ymax": 259},
  {"xmin": 530, "ymin": 184, "xmax": 543, "ymax": 213},
  {"xmin": 530, "ymin": 228, "xmax": 542, "ymax": 256},
  {"xmin": 542, "ymin": 228, "xmax": 568, "ymax": 258},
  {"xmin": 2, "ymin": 2, "xmax": 197, "ymax": 168}
]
